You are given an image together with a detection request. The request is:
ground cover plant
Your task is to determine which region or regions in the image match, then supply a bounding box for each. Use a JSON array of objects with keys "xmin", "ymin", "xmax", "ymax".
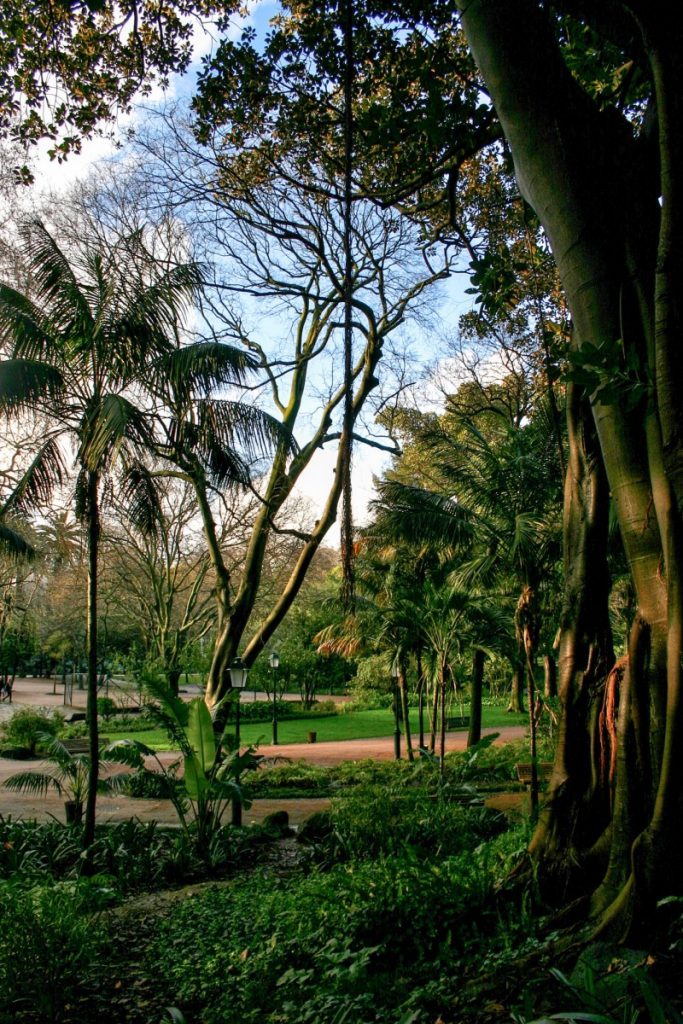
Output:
[{"xmin": 1, "ymin": 735, "xmax": 681, "ymax": 1023}]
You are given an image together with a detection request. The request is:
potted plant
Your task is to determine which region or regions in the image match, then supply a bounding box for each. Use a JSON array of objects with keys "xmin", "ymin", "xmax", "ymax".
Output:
[{"xmin": 3, "ymin": 736, "xmax": 116, "ymax": 824}]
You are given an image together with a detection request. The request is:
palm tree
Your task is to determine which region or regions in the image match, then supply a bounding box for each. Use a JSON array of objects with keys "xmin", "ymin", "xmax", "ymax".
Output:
[
  {"xmin": 370, "ymin": 406, "xmax": 562, "ymax": 805},
  {"xmin": 374, "ymin": 406, "xmax": 561, "ymax": 712},
  {"xmin": 0, "ymin": 219, "xmax": 202, "ymax": 849}
]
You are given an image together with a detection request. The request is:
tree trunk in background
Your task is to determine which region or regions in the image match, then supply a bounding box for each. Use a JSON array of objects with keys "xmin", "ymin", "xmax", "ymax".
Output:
[
  {"xmin": 507, "ymin": 656, "xmax": 525, "ymax": 713},
  {"xmin": 417, "ymin": 648, "xmax": 426, "ymax": 750},
  {"xmin": 468, "ymin": 648, "xmax": 484, "ymax": 747},
  {"xmin": 543, "ymin": 655, "xmax": 557, "ymax": 698},
  {"xmin": 429, "ymin": 672, "xmax": 439, "ymax": 753},
  {"xmin": 84, "ymin": 471, "xmax": 101, "ymax": 854},
  {"xmin": 399, "ymin": 663, "xmax": 414, "ymax": 762}
]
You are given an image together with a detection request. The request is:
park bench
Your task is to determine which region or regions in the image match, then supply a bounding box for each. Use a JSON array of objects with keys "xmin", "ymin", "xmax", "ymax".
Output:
[
  {"xmin": 515, "ymin": 762, "xmax": 554, "ymax": 787},
  {"xmin": 445, "ymin": 715, "xmax": 470, "ymax": 730},
  {"xmin": 61, "ymin": 738, "xmax": 109, "ymax": 754}
]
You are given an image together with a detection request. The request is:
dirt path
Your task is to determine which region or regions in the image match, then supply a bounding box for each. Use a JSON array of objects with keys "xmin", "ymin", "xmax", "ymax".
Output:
[
  {"xmin": 0, "ymin": 727, "xmax": 527, "ymax": 826},
  {"xmin": 0, "ymin": 677, "xmax": 527, "ymax": 825}
]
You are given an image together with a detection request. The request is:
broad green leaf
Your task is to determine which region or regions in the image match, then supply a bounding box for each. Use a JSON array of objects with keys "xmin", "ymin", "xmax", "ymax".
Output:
[
  {"xmin": 187, "ymin": 697, "xmax": 216, "ymax": 771},
  {"xmin": 183, "ymin": 753, "xmax": 209, "ymax": 801}
]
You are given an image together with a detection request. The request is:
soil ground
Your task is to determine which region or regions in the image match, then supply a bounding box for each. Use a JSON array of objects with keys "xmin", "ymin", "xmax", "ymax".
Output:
[{"xmin": 0, "ymin": 676, "xmax": 527, "ymax": 826}]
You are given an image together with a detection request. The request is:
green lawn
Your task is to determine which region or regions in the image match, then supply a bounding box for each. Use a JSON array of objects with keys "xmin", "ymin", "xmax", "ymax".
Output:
[{"xmin": 104, "ymin": 703, "xmax": 528, "ymax": 752}]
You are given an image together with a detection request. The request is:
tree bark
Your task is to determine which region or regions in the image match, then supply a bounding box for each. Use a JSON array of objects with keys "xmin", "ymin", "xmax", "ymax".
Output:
[
  {"xmin": 507, "ymin": 656, "xmax": 525, "ymax": 713},
  {"xmin": 529, "ymin": 385, "xmax": 614, "ymax": 889}
]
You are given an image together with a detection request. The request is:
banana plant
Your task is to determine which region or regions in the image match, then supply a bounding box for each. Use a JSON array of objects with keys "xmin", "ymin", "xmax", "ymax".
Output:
[{"xmin": 106, "ymin": 677, "xmax": 260, "ymax": 852}]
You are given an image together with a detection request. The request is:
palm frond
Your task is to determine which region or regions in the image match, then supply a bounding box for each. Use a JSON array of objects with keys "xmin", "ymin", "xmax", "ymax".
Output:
[
  {"xmin": 79, "ymin": 394, "xmax": 155, "ymax": 471},
  {"xmin": 176, "ymin": 400, "xmax": 295, "ymax": 487},
  {"xmin": 100, "ymin": 261, "xmax": 205, "ymax": 375},
  {"xmin": 196, "ymin": 400, "xmax": 296, "ymax": 462},
  {"xmin": 0, "ymin": 520, "xmax": 35, "ymax": 559},
  {"xmin": 1, "ymin": 437, "xmax": 67, "ymax": 516},
  {"xmin": 205, "ymin": 443, "xmax": 252, "ymax": 489},
  {"xmin": 20, "ymin": 220, "xmax": 94, "ymax": 336},
  {"xmin": 0, "ymin": 286, "xmax": 58, "ymax": 362},
  {"xmin": 157, "ymin": 341, "xmax": 260, "ymax": 397},
  {"xmin": 119, "ymin": 461, "xmax": 163, "ymax": 537},
  {"xmin": 447, "ymin": 551, "xmax": 501, "ymax": 592},
  {"xmin": 369, "ymin": 480, "xmax": 475, "ymax": 551},
  {"xmin": 3, "ymin": 770, "xmax": 62, "ymax": 797},
  {"xmin": 0, "ymin": 359, "xmax": 64, "ymax": 415},
  {"xmin": 314, "ymin": 617, "xmax": 363, "ymax": 657}
]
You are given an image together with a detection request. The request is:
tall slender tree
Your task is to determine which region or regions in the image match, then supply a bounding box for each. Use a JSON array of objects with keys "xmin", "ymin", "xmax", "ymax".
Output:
[{"xmin": 0, "ymin": 219, "xmax": 202, "ymax": 849}]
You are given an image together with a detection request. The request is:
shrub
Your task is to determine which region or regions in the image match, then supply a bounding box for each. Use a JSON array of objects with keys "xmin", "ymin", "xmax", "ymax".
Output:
[
  {"xmin": 0, "ymin": 815, "xmax": 258, "ymax": 893},
  {"xmin": 96, "ymin": 696, "xmax": 118, "ymax": 721},
  {"xmin": 0, "ymin": 818, "xmax": 81, "ymax": 881},
  {"xmin": 96, "ymin": 714, "xmax": 154, "ymax": 735},
  {"xmin": 246, "ymin": 759, "xmax": 331, "ymax": 797},
  {"xmin": 0, "ymin": 707, "xmax": 62, "ymax": 755},
  {"xmin": 120, "ymin": 766, "xmax": 181, "ymax": 799},
  {"xmin": 232, "ymin": 699, "xmax": 293, "ymax": 722},
  {"xmin": 308, "ymin": 786, "xmax": 509, "ymax": 863}
]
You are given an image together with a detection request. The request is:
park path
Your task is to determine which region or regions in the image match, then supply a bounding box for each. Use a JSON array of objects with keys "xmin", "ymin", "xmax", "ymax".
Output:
[{"xmin": 0, "ymin": 677, "xmax": 527, "ymax": 826}]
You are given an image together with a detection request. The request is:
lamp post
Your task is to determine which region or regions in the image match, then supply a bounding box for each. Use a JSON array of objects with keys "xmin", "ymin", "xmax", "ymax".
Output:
[
  {"xmin": 391, "ymin": 660, "xmax": 401, "ymax": 760},
  {"xmin": 269, "ymin": 650, "xmax": 280, "ymax": 745},
  {"xmin": 229, "ymin": 656, "xmax": 249, "ymax": 826}
]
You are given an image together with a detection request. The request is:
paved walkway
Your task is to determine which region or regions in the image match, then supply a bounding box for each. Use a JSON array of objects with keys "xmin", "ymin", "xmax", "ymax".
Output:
[{"xmin": 0, "ymin": 677, "xmax": 527, "ymax": 826}]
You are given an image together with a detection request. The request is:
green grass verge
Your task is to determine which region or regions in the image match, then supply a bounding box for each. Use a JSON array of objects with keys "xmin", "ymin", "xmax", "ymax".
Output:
[{"xmin": 106, "ymin": 704, "xmax": 528, "ymax": 752}]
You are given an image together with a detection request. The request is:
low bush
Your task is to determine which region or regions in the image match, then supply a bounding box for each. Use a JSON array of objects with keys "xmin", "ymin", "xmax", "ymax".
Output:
[
  {"xmin": 229, "ymin": 700, "xmax": 294, "ymax": 722},
  {"xmin": 246, "ymin": 759, "xmax": 332, "ymax": 797},
  {"xmin": 307, "ymin": 786, "xmax": 509, "ymax": 863},
  {"xmin": 96, "ymin": 696, "xmax": 118, "ymax": 721},
  {"xmin": 0, "ymin": 817, "xmax": 257, "ymax": 892},
  {"xmin": 0, "ymin": 707, "xmax": 63, "ymax": 755},
  {"xmin": 119, "ymin": 764, "xmax": 182, "ymax": 800},
  {"xmin": 0, "ymin": 879, "xmax": 110, "ymax": 1024},
  {"xmin": 232, "ymin": 700, "xmax": 338, "ymax": 723}
]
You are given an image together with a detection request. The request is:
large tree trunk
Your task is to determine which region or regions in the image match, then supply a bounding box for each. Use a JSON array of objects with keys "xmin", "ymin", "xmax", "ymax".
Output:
[
  {"xmin": 459, "ymin": 0, "xmax": 683, "ymax": 933},
  {"xmin": 529, "ymin": 385, "xmax": 614, "ymax": 893}
]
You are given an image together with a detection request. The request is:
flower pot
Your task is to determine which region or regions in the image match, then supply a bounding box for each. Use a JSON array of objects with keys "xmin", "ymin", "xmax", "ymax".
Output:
[{"xmin": 64, "ymin": 800, "xmax": 83, "ymax": 825}]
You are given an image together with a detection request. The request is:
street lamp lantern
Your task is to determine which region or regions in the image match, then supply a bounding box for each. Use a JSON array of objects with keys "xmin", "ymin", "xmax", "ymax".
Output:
[
  {"xmin": 269, "ymin": 650, "xmax": 280, "ymax": 745},
  {"xmin": 228, "ymin": 656, "xmax": 249, "ymax": 826},
  {"xmin": 228, "ymin": 656, "xmax": 249, "ymax": 690}
]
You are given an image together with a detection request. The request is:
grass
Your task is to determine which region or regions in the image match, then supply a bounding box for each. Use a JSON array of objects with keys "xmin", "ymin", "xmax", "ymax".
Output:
[{"xmin": 105, "ymin": 703, "xmax": 528, "ymax": 752}]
